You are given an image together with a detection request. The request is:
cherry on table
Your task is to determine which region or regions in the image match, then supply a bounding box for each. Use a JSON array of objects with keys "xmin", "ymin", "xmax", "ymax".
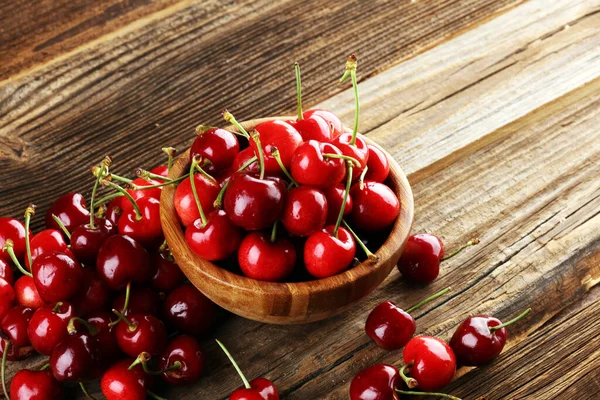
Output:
[
  {"xmin": 14, "ymin": 276, "xmax": 45, "ymax": 309},
  {"xmin": 45, "ymin": 192, "xmax": 90, "ymax": 234},
  {"xmin": 114, "ymin": 312, "xmax": 167, "ymax": 357},
  {"xmin": 118, "ymin": 196, "xmax": 164, "ymax": 249},
  {"xmin": 31, "ymin": 251, "xmax": 83, "ymax": 303},
  {"xmin": 10, "ymin": 369, "xmax": 63, "ymax": 400},
  {"xmin": 190, "ymin": 126, "xmax": 240, "ymax": 169},
  {"xmin": 281, "ymin": 186, "xmax": 328, "ymax": 236},
  {"xmin": 150, "ymin": 251, "xmax": 185, "ymax": 293},
  {"xmin": 27, "ymin": 301, "xmax": 75, "ymax": 355},
  {"xmin": 101, "ymin": 358, "xmax": 151, "ymax": 400},
  {"xmin": 71, "ymin": 218, "xmax": 115, "ymax": 265},
  {"xmin": 96, "ymin": 234, "xmax": 152, "ymax": 290},
  {"xmin": 0, "ymin": 218, "xmax": 28, "ymax": 263},
  {"xmin": 163, "ymin": 283, "xmax": 216, "ymax": 335},
  {"xmin": 71, "ymin": 268, "xmax": 111, "ymax": 316},
  {"xmin": 160, "ymin": 334, "xmax": 204, "ymax": 385},
  {"xmin": 238, "ymin": 230, "xmax": 296, "ymax": 282},
  {"xmin": 349, "ymin": 364, "xmax": 400, "ymax": 400},
  {"xmin": 364, "ymin": 145, "xmax": 390, "ymax": 182},
  {"xmin": 350, "ymin": 181, "xmax": 399, "ymax": 232},
  {"xmin": 174, "ymin": 172, "xmax": 220, "ymax": 227},
  {"xmin": 304, "ymin": 225, "xmax": 356, "ymax": 278},
  {"xmin": 402, "ymin": 336, "xmax": 457, "ymax": 392}
]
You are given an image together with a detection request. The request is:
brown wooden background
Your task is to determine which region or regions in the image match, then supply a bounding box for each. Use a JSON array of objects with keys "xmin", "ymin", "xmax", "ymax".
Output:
[{"xmin": 1, "ymin": 0, "xmax": 600, "ymax": 398}]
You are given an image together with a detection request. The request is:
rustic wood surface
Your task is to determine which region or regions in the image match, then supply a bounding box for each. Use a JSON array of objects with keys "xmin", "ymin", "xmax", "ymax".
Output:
[{"xmin": 1, "ymin": 0, "xmax": 600, "ymax": 399}]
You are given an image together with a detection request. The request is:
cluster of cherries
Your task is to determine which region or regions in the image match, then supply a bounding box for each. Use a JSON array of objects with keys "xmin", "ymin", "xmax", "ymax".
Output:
[{"xmin": 175, "ymin": 56, "xmax": 399, "ymax": 281}]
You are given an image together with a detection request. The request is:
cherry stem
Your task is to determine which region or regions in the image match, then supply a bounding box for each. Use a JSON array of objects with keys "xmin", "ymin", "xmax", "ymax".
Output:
[
  {"xmin": 147, "ymin": 390, "xmax": 167, "ymax": 400},
  {"xmin": 341, "ymin": 220, "xmax": 377, "ymax": 261},
  {"xmin": 441, "ymin": 238, "xmax": 480, "ymax": 261},
  {"xmin": 79, "ymin": 381, "xmax": 98, "ymax": 400},
  {"xmin": 52, "ymin": 214, "xmax": 72, "ymax": 239},
  {"xmin": 130, "ymin": 174, "xmax": 190, "ymax": 190},
  {"xmin": 270, "ymin": 147, "xmax": 297, "ymax": 187},
  {"xmin": 216, "ymin": 339, "xmax": 251, "ymax": 389},
  {"xmin": 271, "ymin": 221, "xmax": 278, "ymax": 243},
  {"xmin": 40, "ymin": 363, "xmax": 50, "ymax": 371},
  {"xmin": 24, "ymin": 204, "xmax": 35, "ymax": 268},
  {"xmin": 251, "ymin": 130, "xmax": 266, "ymax": 180},
  {"xmin": 295, "ymin": 62, "xmax": 303, "ymax": 120},
  {"xmin": 195, "ymin": 125, "xmax": 213, "ymax": 135},
  {"xmin": 190, "ymin": 157, "xmax": 208, "ymax": 227},
  {"xmin": 490, "ymin": 308, "xmax": 531, "ymax": 332},
  {"xmin": 108, "ymin": 173, "xmax": 133, "ymax": 185},
  {"xmin": 359, "ymin": 166, "xmax": 369, "ymax": 190},
  {"xmin": 1, "ymin": 340, "xmax": 9, "ymax": 400},
  {"xmin": 112, "ymin": 309, "xmax": 136, "ymax": 331},
  {"xmin": 396, "ymin": 390, "xmax": 461, "ymax": 400},
  {"xmin": 339, "ymin": 54, "xmax": 359, "ymax": 145},
  {"xmin": 129, "ymin": 352, "xmax": 182, "ymax": 375},
  {"xmin": 406, "ymin": 287, "xmax": 452, "ymax": 314},
  {"xmin": 223, "ymin": 110, "xmax": 250, "ymax": 139},
  {"xmin": 52, "ymin": 301, "xmax": 63, "ymax": 313},
  {"xmin": 67, "ymin": 317, "xmax": 98, "ymax": 336},
  {"xmin": 89, "ymin": 169, "xmax": 104, "ymax": 229},
  {"xmin": 109, "ymin": 282, "xmax": 131, "ymax": 327},
  {"xmin": 333, "ymin": 161, "xmax": 353, "ymax": 238},
  {"xmin": 135, "ymin": 168, "xmax": 170, "ymax": 182},
  {"xmin": 399, "ymin": 364, "xmax": 418, "ymax": 389},
  {"xmin": 102, "ymin": 180, "xmax": 142, "ymax": 221},
  {"xmin": 195, "ymin": 162, "xmax": 217, "ymax": 183},
  {"xmin": 162, "ymin": 147, "xmax": 176, "ymax": 173},
  {"xmin": 3, "ymin": 240, "xmax": 32, "ymax": 277},
  {"xmin": 93, "ymin": 192, "xmax": 124, "ymax": 208},
  {"xmin": 322, "ymin": 153, "xmax": 361, "ymax": 167}
]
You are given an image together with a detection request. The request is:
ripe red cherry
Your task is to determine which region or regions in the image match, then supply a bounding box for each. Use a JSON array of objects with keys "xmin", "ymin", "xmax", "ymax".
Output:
[
  {"xmin": 290, "ymin": 141, "xmax": 346, "ymax": 188},
  {"xmin": 96, "ymin": 235, "xmax": 152, "ymax": 290},
  {"xmin": 118, "ymin": 197, "xmax": 164, "ymax": 249},
  {"xmin": 224, "ymin": 172, "xmax": 286, "ymax": 230},
  {"xmin": 250, "ymin": 120, "xmax": 303, "ymax": 175},
  {"xmin": 190, "ymin": 127, "xmax": 240, "ymax": 169},
  {"xmin": 10, "ymin": 369, "xmax": 63, "ymax": 400},
  {"xmin": 101, "ymin": 358, "xmax": 150, "ymax": 400},
  {"xmin": 113, "ymin": 286, "xmax": 161, "ymax": 316},
  {"xmin": 304, "ymin": 225, "xmax": 356, "ymax": 278},
  {"xmin": 238, "ymin": 231, "xmax": 296, "ymax": 282},
  {"xmin": 365, "ymin": 288, "xmax": 451, "ymax": 350},
  {"xmin": 106, "ymin": 196, "xmax": 125, "ymax": 226},
  {"xmin": 403, "ymin": 336, "xmax": 456, "ymax": 391},
  {"xmin": 25, "ymin": 229, "xmax": 69, "ymax": 270},
  {"xmin": 123, "ymin": 177, "xmax": 162, "ymax": 214},
  {"xmin": 0, "ymin": 218, "xmax": 28, "ymax": 263},
  {"xmin": 349, "ymin": 364, "xmax": 400, "ymax": 400},
  {"xmin": 450, "ymin": 309, "xmax": 530, "ymax": 366},
  {"xmin": 186, "ymin": 210, "xmax": 242, "ymax": 261},
  {"xmin": 151, "ymin": 165, "xmax": 169, "ymax": 179},
  {"xmin": 45, "ymin": 192, "xmax": 90, "ymax": 234},
  {"xmin": 324, "ymin": 184, "xmax": 353, "ymax": 224},
  {"xmin": 281, "ymin": 186, "xmax": 328, "ymax": 236},
  {"xmin": 0, "ymin": 259, "xmax": 14, "ymax": 286},
  {"xmin": 0, "ymin": 338, "xmax": 35, "ymax": 361},
  {"xmin": 31, "ymin": 251, "xmax": 83, "ymax": 303},
  {"xmin": 71, "ymin": 268, "xmax": 111, "ymax": 315},
  {"xmin": 115, "ymin": 313, "xmax": 167, "ymax": 357},
  {"xmin": 71, "ymin": 218, "xmax": 115, "ymax": 265},
  {"xmin": 0, "ymin": 278, "xmax": 15, "ymax": 318},
  {"xmin": 303, "ymin": 109, "xmax": 344, "ymax": 138},
  {"xmin": 27, "ymin": 301, "xmax": 75, "ymax": 355},
  {"xmin": 365, "ymin": 145, "xmax": 390, "ymax": 182},
  {"xmin": 331, "ymin": 133, "xmax": 369, "ymax": 179},
  {"xmin": 1, "ymin": 305, "xmax": 33, "ymax": 347},
  {"xmin": 163, "ymin": 283, "xmax": 216, "ymax": 335},
  {"xmin": 174, "ymin": 172, "xmax": 220, "ymax": 227},
  {"xmin": 150, "ymin": 251, "xmax": 185, "ymax": 293},
  {"xmin": 160, "ymin": 334, "xmax": 204, "ymax": 385},
  {"xmin": 291, "ymin": 114, "xmax": 332, "ymax": 142},
  {"xmin": 50, "ymin": 326, "xmax": 103, "ymax": 382},
  {"xmin": 86, "ymin": 311, "xmax": 121, "ymax": 361},
  {"xmin": 350, "ymin": 181, "xmax": 399, "ymax": 232},
  {"xmin": 232, "ymin": 147, "xmax": 259, "ymax": 173},
  {"xmin": 14, "ymin": 276, "xmax": 44, "ymax": 309}
]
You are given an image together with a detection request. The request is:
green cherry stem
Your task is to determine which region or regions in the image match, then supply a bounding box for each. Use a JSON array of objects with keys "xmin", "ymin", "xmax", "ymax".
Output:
[
  {"xmin": 162, "ymin": 147, "xmax": 176, "ymax": 173},
  {"xmin": 358, "ymin": 165, "xmax": 369, "ymax": 190},
  {"xmin": 79, "ymin": 382, "xmax": 98, "ymax": 400},
  {"xmin": 52, "ymin": 214, "xmax": 71, "ymax": 239},
  {"xmin": 406, "ymin": 287, "xmax": 451, "ymax": 314},
  {"xmin": 111, "ymin": 309, "xmax": 136, "ymax": 332},
  {"xmin": 3, "ymin": 240, "xmax": 32, "ymax": 277},
  {"xmin": 24, "ymin": 204, "xmax": 35, "ymax": 268},
  {"xmin": 109, "ymin": 282, "xmax": 131, "ymax": 327},
  {"xmin": 89, "ymin": 170, "xmax": 105, "ymax": 229},
  {"xmin": 341, "ymin": 220, "xmax": 377, "ymax": 262},
  {"xmin": 93, "ymin": 192, "xmax": 124, "ymax": 208},
  {"xmin": 223, "ymin": 110, "xmax": 250, "ymax": 139},
  {"xmin": 333, "ymin": 161, "xmax": 353, "ymax": 238},
  {"xmin": 40, "ymin": 363, "xmax": 50, "ymax": 371},
  {"xmin": 295, "ymin": 62, "xmax": 303, "ymax": 120},
  {"xmin": 189, "ymin": 157, "xmax": 207, "ymax": 227},
  {"xmin": 130, "ymin": 173, "xmax": 189, "ymax": 190},
  {"xmin": 108, "ymin": 173, "xmax": 133, "ymax": 185},
  {"xmin": 129, "ymin": 352, "xmax": 182, "ymax": 375},
  {"xmin": 396, "ymin": 390, "xmax": 461, "ymax": 400},
  {"xmin": 251, "ymin": 130, "xmax": 266, "ymax": 180},
  {"xmin": 270, "ymin": 147, "xmax": 297, "ymax": 187},
  {"xmin": 322, "ymin": 153, "xmax": 361, "ymax": 167},
  {"xmin": 440, "ymin": 238, "xmax": 480, "ymax": 261},
  {"xmin": 52, "ymin": 302, "xmax": 63, "ymax": 313},
  {"xmin": 147, "ymin": 390, "xmax": 168, "ymax": 400},
  {"xmin": 101, "ymin": 180, "xmax": 142, "ymax": 221},
  {"xmin": 271, "ymin": 221, "xmax": 278, "ymax": 243},
  {"xmin": 195, "ymin": 162, "xmax": 218, "ymax": 183},
  {"xmin": 216, "ymin": 339, "xmax": 251, "ymax": 389},
  {"xmin": 399, "ymin": 364, "xmax": 418, "ymax": 389},
  {"xmin": 1, "ymin": 340, "xmax": 9, "ymax": 400},
  {"xmin": 67, "ymin": 317, "xmax": 98, "ymax": 336},
  {"xmin": 339, "ymin": 54, "xmax": 359, "ymax": 145},
  {"xmin": 490, "ymin": 308, "xmax": 531, "ymax": 332}
]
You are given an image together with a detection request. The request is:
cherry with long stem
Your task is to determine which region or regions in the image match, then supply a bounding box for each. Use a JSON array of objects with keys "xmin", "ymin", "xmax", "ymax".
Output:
[
  {"xmin": 441, "ymin": 238, "xmax": 480, "ymax": 261},
  {"xmin": 51, "ymin": 214, "xmax": 72, "ymax": 239},
  {"xmin": 223, "ymin": 110, "xmax": 251, "ymax": 139},
  {"xmin": 406, "ymin": 287, "xmax": 452, "ymax": 314},
  {"xmin": 3, "ymin": 240, "xmax": 32, "ymax": 277},
  {"xmin": 101, "ymin": 179, "xmax": 142, "ymax": 221},
  {"xmin": 399, "ymin": 364, "xmax": 418, "ymax": 389},
  {"xmin": 339, "ymin": 54, "xmax": 359, "ymax": 145},
  {"xmin": 341, "ymin": 220, "xmax": 376, "ymax": 261},
  {"xmin": 108, "ymin": 282, "xmax": 131, "ymax": 327},
  {"xmin": 271, "ymin": 147, "xmax": 297, "ymax": 187},
  {"xmin": 190, "ymin": 156, "xmax": 208, "ymax": 227},
  {"xmin": 216, "ymin": 339, "xmax": 251, "ymax": 389}
]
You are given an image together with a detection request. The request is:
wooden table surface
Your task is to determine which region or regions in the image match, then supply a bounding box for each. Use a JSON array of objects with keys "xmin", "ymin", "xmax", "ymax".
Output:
[{"xmin": 2, "ymin": 0, "xmax": 600, "ymax": 398}]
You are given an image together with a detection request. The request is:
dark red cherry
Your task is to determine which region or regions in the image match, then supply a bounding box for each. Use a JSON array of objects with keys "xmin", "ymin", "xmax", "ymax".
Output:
[
  {"xmin": 0, "ymin": 338, "xmax": 35, "ymax": 361},
  {"xmin": 450, "ymin": 309, "xmax": 530, "ymax": 366},
  {"xmin": 31, "ymin": 251, "xmax": 83, "ymax": 303},
  {"xmin": 10, "ymin": 369, "xmax": 63, "ymax": 400},
  {"xmin": 0, "ymin": 259, "xmax": 14, "ymax": 286},
  {"xmin": 118, "ymin": 197, "xmax": 164, "ymax": 249},
  {"xmin": 232, "ymin": 147, "xmax": 259, "ymax": 173},
  {"xmin": 96, "ymin": 235, "xmax": 152, "ymax": 290},
  {"xmin": 349, "ymin": 364, "xmax": 400, "ymax": 400},
  {"xmin": 290, "ymin": 141, "xmax": 345, "ymax": 188},
  {"xmin": 303, "ymin": 109, "xmax": 343, "ymax": 138},
  {"xmin": 174, "ymin": 173, "xmax": 220, "ymax": 227},
  {"xmin": 150, "ymin": 252, "xmax": 185, "ymax": 293},
  {"xmin": 71, "ymin": 268, "xmax": 111, "ymax": 315},
  {"xmin": 27, "ymin": 301, "xmax": 75, "ymax": 355},
  {"xmin": 86, "ymin": 311, "xmax": 121, "ymax": 361},
  {"xmin": 0, "ymin": 278, "xmax": 15, "ymax": 319},
  {"xmin": 224, "ymin": 172, "xmax": 286, "ymax": 230},
  {"xmin": 324, "ymin": 184, "xmax": 353, "ymax": 224},
  {"xmin": 397, "ymin": 234, "xmax": 444, "ymax": 283},
  {"xmin": 160, "ymin": 334, "xmax": 204, "ymax": 385},
  {"xmin": 1, "ymin": 305, "xmax": 34, "ymax": 347},
  {"xmin": 250, "ymin": 120, "xmax": 303, "ymax": 175},
  {"xmin": 281, "ymin": 186, "xmax": 328, "ymax": 236},
  {"xmin": 106, "ymin": 196, "xmax": 125, "ymax": 226},
  {"xmin": 365, "ymin": 145, "xmax": 390, "ymax": 182},
  {"xmin": 403, "ymin": 336, "xmax": 456, "ymax": 391},
  {"xmin": 123, "ymin": 177, "xmax": 162, "ymax": 214},
  {"xmin": 101, "ymin": 358, "xmax": 150, "ymax": 400},
  {"xmin": 331, "ymin": 134, "xmax": 369, "ymax": 179},
  {"xmin": 304, "ymin": 225, "xmax": 356, "ymax": 278},
  {"xmin": 45, "ymin": 192, "xmax": 90, "ymax": 234},
  {"xmin": 185, "ymin": 209, "xmax": 242, "ymax": 261},
  {"xmin": 350, "ymin": 181, "xmax": 399, "ymax": 232},
  {"xmin": 113, "ymin": 286, "xmax": 161, "ymax": 316},
  {"xmin": 71, "ymin": 218, "xmax": 115, "ymax": 265},
  {"xmin": 115, "ymin": 313, "xmax": 167, "ymax": 357},
  {"xmin": 0, "ymin": 218, "xmax": 28, "ymax": 263},
  {"xmin": 163, "ymin": 283, "xmax": 216, "ymax": 335},
  {"xmin": 50, "ymin": 329, "xmax": 103, "ymax": 382},
  {"xmin": 25, "ymin": 229, "xmax": 69, "ymax": 270},
  {"xmin": 238, "ymin": 232, "xmax": 296, "ymax": 282},
  {"xmin": 190, "ymin": 127, "xmax": 240, "ymax": 169},
  {"xmin": 14, "ymin": 276, "xmax": 45, "ymax": 309}
]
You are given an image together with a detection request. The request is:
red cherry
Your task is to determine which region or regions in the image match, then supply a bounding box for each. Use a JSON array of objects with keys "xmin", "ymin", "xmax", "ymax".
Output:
[
  {"xmin": 324, "ymin": 184, "xmax": 353, "ymax": 224},
  {"xmin": 122, "ymin": 178, "xmax": 162, "ymax": 214},
  {"xmin": 349, "ymin": 364, "xmax": 400, "ymax": 400},
  {"xmin": 238, "ymin": 231, "xmax": 296, "ymax": 282},
  {"xmin": 106, "ymin": 196, "xmax": 125, "ymax": 226},
  {"xmin": 303, "ymin": 109, "xmax": 343, "ymax": 139},
  {"xmin": 185, "ymin": 210, "xmax": 242, "ymax": 261},
  {"xmin": 14, "ymin": 276, "xmax": 45, "ymax": 309},
  {"xmin": 150, "ymin": 252, "xmax": 185, "ymax": 293},
  {"xmin": 85, "ymin": 311, "xmax": 121, "ymax": 361},
  {"xmin": 115, "ymin": 313, "xmax": 167, "ymax": 357},
  {"xmin": 281, "ymin": 186, "xmax": 328, "ymax": 236},
  {"xmin": 118, "ymin": 197, "xmax": 164, "ymax": 249},
  {"xmin": 364, "ymin": 145, "xmax": 390, "ymax": 182},
  {"xmin": 45, "ymin": 192, "xmax": 90, "ymax": 234},
  {"xmin": 403, "ymin": 336, "xmax": 456, "ymax": 391},
  {"xmin": 174, "ymin": 173, "xmax": 220, "ymax": 227},
  {"xmin": 350, "ymin": 181, "xmax": 399, "ymax": 232},
  {"xmin": 1, "ymin": 305, "xmax": 34, "ymax": 347},
  {"xmin": 291, "ymin": 115, "xmax": 332, "ymax": 143},
  {"xmin": 0, "ymin": 218, "xmax": 28, "ymax": 263},
  {"xmin": 31, "ymin": 251, "xmax": 83, "ymax": 303},
  {"xmin": 160, "ymin": 334, "xmax": 204, "ymax": 385},
  {"xmin": 49, "ymin": 327, "xmax": 104, "ymax": 382},
  {"xmin": 190, "ymin": 127, "xmax": 240, "ymax": 169},
  {"xmin": 290, "ymin": 141, "xmax": 346, "ymax": 188},
  {"xmin": 163, "ymin": 283, "xmax": 216, "ymax": 335},
  {"xmin": 224, "ymin": 172, "xmax": 286, "ymax": 230},
  {"xmin": 0, "ymin": 259, "xmax": 14, "ymax": 286},
  {"xmin": 331, "ymin": 134, "xmax": 369, "ymax": 179},
  {"xmin": 24, "ymin": 229, "xmax": 69, "ymax": 270},
  {"xmin": 96, "ymin": 235, "xmax": 152, "ymax": 290},
  {"xmin": 113, "ymin": 286, "xmax": 161, "ymax": 316},
  {"xmin": 101, "ymin": 358, "xmax": 150, "ymax": 400},
  {"xmin": 0, "ymin": 338, "xmax": 35, "ymax": 361},
  {"xmin": 71, "ymin": 268, "xmax": 111, "ymax": 315},
  {"xmin": 150, "ymin": 165, "xmax": 169, "ymax": 178},
  {"xmin": 10, "ymin": 369, "xmax": 63, "ymax": 400},
  {"xmin": 250, "ymin": 120, "xmax": 302, "ymax": 175},
  {"xmin": 232, "ymin": 147, "xmax": 259, "ymax": 173},
  {"xmin": 27, "ymin": 301, "xmax": 75, "ymax": 355},
  {"xmin": 71, "ymin": 219, "xmax": 115, "ymax": 265},
  {"xmin": 450, "ymin": 309, "xmax": 530, "ymax": 366},
  {"xmin": 0, "ymin": 278, "xmax": 15, "ymax": 318},
  {"xmin": 304, "ymin": 225, "xmax": 356, "ymax": 278}
]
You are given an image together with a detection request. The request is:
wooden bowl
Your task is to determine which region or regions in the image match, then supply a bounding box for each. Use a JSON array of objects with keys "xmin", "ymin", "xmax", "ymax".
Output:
[{"xmin": 160, "ymin": 117, "xmax": 414, "ymax": 324}]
